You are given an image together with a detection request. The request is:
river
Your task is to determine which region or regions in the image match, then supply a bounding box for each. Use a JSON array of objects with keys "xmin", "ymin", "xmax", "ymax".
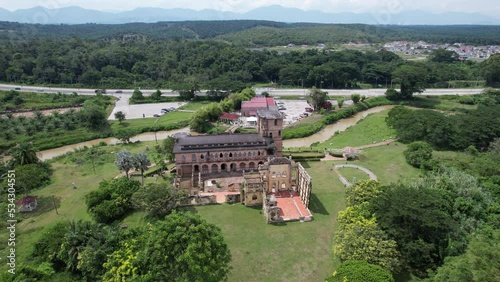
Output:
[
  {"xmin": 38, "ymin": 127, "xmax": 190, "ymax": 161},
  {"xmin": 38, "ymin": 106, "xmax": 393, "ymax": 161}
]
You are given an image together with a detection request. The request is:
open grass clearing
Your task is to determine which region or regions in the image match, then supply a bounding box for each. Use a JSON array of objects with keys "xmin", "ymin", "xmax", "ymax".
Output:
[
  {"xmin": 337, "ymin": 167, "xmax": 372, "ymax": 183},
  {"xmin": 314, "ymin": 110, "xmax": 395, "ymax": 149}
]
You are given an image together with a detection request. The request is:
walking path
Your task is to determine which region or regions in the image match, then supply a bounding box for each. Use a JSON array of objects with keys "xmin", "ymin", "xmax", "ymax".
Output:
[{"xmin": 332, "ymin": 164, "xmax": 378, "ymax": 186}]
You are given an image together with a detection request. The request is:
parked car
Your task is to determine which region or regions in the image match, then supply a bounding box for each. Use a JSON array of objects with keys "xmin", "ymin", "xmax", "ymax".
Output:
[
  {"xmin": 302, "ymin": 113, "xmax": 309, "ymax": 117},
  {"xmin": 278, "ymin": 107, "xmax": 286, "ymax": 111},
  {"xmin": 305, "ymin": 107, "xmax": 313, "ymax": 112},
  {"xmin": 161, "ymin": 108, "xmax": 170, "ymax": 113},
  {"xmin": 168, "ymin": 107, "xmax": 176, "ymax": 111},
  {"xmin": 115, "ymin": 90, "xmax": 123, "ymax": 93},
  {"xmin": 95, "ymin": 89, "xmax": 107, "ymax": 94},
  {"xmin": 153, "ymin": 114, "xmax": 160, "ymax": 117}
]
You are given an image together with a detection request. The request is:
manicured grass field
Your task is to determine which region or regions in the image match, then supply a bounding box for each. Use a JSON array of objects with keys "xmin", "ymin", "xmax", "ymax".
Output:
[
  {"xmin": 177, "ymin": 101, "xmax": 213, "ymax": 111},
  {"xmin": 110, "ymin": 111, "xmax": 192, "ymax": 131},
  {"xmin": 314, "ymin": 110, "xmax": 395, "ymax": 149},
  {"xmin": 337, "ymin": 167, "xmax": 371, "ymax": 182},
  {"xmin": 333, "ymin": 142, "xmax": 421, "ymax": 184}
]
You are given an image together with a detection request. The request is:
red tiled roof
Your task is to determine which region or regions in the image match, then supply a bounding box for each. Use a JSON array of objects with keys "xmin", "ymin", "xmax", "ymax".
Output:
[
  {"xmin": 219, "ymin": 112, "xmax": 240, "ymax": 120},
  {"xmin": 16, "ymin": 196, "xmax": 37, "ymax": 205},
  {"xmin": 249, "ymin": 110, "xmax": 257, "ymax": 116},
  {"xmin": 241, "ymin": 97, "xmax": 276, "ymax": 108}
]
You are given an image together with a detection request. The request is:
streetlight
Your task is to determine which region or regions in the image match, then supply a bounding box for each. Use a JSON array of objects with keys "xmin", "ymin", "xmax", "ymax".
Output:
[{"xmin": 153, "ymin": 116, "xmax": 160, "ymax": 144}]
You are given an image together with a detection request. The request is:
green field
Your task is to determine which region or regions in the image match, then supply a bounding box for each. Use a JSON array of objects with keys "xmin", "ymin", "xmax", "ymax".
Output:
[
  {"xmin": 314, "ymin": 110, "xmax": 396, "ymax": 149},
  {"xmin": 110, "ymin": 111, "xmax": 192, "ymax": 131},
  {"xmin": 337, "ymin": 167, "xmax": 371, "ymax": 183},
  {"xmin": 0, "ymin": 91, "xmax": 94, "ymax": 111}
]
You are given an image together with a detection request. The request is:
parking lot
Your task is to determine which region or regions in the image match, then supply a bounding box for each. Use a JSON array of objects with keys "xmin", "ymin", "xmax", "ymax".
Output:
[
  {"xmin": 108, "ymin": 95, "xmax": 187, "ymax": 120},
  {"xmin": 275, "ymin": 99, "xmax": 343, "ymax": 126}
]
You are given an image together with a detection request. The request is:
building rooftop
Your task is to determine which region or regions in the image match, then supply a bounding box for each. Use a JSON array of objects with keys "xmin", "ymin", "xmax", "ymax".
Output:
[
  {"xmin": 241, "ymin": 97, "xmax": 276, "ymax": 109},
  {"xmin": 173, "ymin": 134, "xmax": 271, "ymax": 153},
  {"xmin": 220, "ymin": 112, "xmax": 240, "ymax": 121},
  {"xmin": 257, "ymin": 108, "xmax": 283, "ymax": 119}
]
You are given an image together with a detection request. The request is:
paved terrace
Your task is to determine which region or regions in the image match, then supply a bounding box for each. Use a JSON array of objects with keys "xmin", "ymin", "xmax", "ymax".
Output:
[{"xmin": 273, "ymin": 191, "xmax": 313, "ymax": 222}]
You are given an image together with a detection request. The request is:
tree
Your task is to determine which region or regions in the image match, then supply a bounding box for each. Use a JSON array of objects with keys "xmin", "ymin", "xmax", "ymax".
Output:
[
  {"xmin": 482, "ymin": 54, "xmax": 500, "ymax": 86},
  {"xmin": 85, "ymin": 178, "xmax": 141, "ymax": 224},
  {"xmin": 7, "ymin": 163, "xmax": 51, "ymax": 195},
  {"xmin": 131, "ymin": 183, "xmax": 185, "ymax": 219},
  {"xmin": 115, "ymin": 150, "xmax": 134, "ymax": 178},
  {"xmin": 429, "ymin": 49, "xmax": 459, "ymax": 63},
  {"xmin": 370, "ymin": 184, "xmax": 457, "ymax": 277},
  {"xmin": 156, "ymin": 136, "xmax": 176, "ymax": 163},
  {"xmin": 337, "ymin": 98, "xmax": 344, "ymax": 108},
  {"xmin": 392, "ymin": 65, "xmax": 428, "ymax": 99},
  {"xmin": 404, "ymin": 141, "xmax": 434, "ymax": 168},
  {"xmin": 114, "ymin": 129, "xmax": 135, "ymax": 144},
  {"xmin": 150, "ymin": 89, "xmax": 162, "ymax": 100},
  {"xmin": 79, "ymin": 100, "xmax": 108, "ymax": 130},
  {"xmin": 32, "ymin": 221, "xmax": 68, "ymax": 271},
  {"xmin": 346, "ymin": 180, "xmax": 382, "ymax": 207},
  {"xmin": 334, "ymin": 205, "xmax": 401, "ymax": 273},
  {"xmin": 351, "ymin": 93, "xmax": 361, "ymax": 104},
  {"xmin": 327, "ymin": 260, "xmax": 394, "ymax": 282},
  {"xmin": 307, "ymin": 87, "xmax": 328, "ymax": 112},
  {"xmin": 430, "ymin": 227, "xmax": 500, "ymax": 282},
  {"xmin": 9, "ymin": 142, "xmax": 40, "ymax": 167},
  {"xmin": 385, "ymin": 88, "xmax": 400, "ymax": 100},
  {"xmin": 133, "ymin": 152, "xmax": 151, "ymax": 186},
  {"xmin": 103, "ymin": 212, "xmax": 231, "ymax": 281},
  {"xmin": 131, "ymin": 89, "xmax": 144, "ymax": 100},
  {"xmin": 114, "ymin": 111, "xmax": 126, "ymax": 124}
]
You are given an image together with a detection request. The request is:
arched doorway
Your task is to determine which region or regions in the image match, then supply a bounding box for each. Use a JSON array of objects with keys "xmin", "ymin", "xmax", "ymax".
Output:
[
  {"xmin": 230, "ymin": 163, "xmax": 237, "ymax": 171},
  {"xmin": 202, "ymin": 164, "xmax": 209, "ymax": 173},
  {"xmin": 193, "ymin": 165, "xmax": 199, "ymax": 172},
  {"xmin": 221, "ymin": 163, "xmax": 227, "ymax": 171},
  {"xmin": 240, "ymin": 163, "xmax": 246, "ymax": 171},
  {"xmin": 211, "ymin": 164, "xmax": 218, "ymax": 173},
  {"xmin": 249, "ymin": 162, "xmax": 255, "ymax": 169}
]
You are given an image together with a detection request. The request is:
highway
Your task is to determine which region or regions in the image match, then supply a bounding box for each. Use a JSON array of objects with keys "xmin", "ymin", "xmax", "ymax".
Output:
[{"xmin": 0, "ymin": 83, "xmax": 486, "ymax": 97}]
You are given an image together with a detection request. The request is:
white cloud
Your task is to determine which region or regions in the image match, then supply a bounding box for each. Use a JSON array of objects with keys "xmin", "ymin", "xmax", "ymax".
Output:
[{"xmin": 0, "ymin": 0, "xmax": 499, "ymax": 17}]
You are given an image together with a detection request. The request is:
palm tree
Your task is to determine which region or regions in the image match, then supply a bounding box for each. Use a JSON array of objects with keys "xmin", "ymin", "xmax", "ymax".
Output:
[
  {"xmin": 9, "ymin": 142, "xmax": 40, "ymax": 167},
  {"xmin": 134, "ymin": 152, "xmax": 151, "ymax": 186},
  {"xmin": 115, "ymin": 150, "xmax": 134, "ymax": 178}
]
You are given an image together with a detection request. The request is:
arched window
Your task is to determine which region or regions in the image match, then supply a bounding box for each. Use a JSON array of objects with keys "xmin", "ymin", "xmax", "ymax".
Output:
[
  {"xmin": 200, "ymin": 154, "xmax": 204, "ymax": 159},
  {"xmin": 274, "ymin": 119, "xmax": 278, "ymax": 126},
  {"xmin": 278, "ymin": 130, "xmax": 281, "ymax": 137},
  {"xmin": 182, "ymin": 156, "xmax": 186, "ymax": 162},
  {"xmin": 220, "ymin": 153, "xmax": 223, "ymax": 158},
  {"xmin": 258, "ymin": 151, "xmax": 261, "ymax": 156},
  {"xmin": 243, "ymin": 152, "xmax": 247, "ymax": 157},
  {"xmin": 282, "ymin": 172, "xmax": 287, "ymax": 178},
  {"xmin": 224, "ymin": 153, "xmax": 228, "ymax": 158},
  {"xmin": 229, "ymin": 152, "xmax": 233, "ymax": 158},
  {"xmin": 191, "ymin": 154, "xmax": 196, "ymax": 161}
]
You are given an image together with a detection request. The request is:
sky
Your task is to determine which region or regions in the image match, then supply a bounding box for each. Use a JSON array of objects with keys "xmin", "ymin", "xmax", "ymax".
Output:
[{"xmin": 1, "ymin": 0, "xmax": 499, "ymax": 17}]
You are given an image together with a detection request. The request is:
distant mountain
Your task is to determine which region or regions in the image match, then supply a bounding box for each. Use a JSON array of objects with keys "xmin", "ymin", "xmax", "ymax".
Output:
[{"xmin": 1, "ymin": 5, "xmax": 499, "ymax": 25}]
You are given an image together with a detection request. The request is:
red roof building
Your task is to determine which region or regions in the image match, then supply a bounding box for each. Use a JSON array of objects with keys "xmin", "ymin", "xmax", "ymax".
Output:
[
  {"xmin": 16, "ymin": 196, "xmax": 38, "ymax": 212},
  {"xmin": 219, "ymin": 112, "xmax": 240, "ymax": 123},
  {"xmin": 241, "ymin": 97, "xmax": 276, "ymax": 116}
]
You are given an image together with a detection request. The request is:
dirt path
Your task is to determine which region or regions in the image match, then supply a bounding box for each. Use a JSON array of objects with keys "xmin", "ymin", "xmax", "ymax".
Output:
[
  {"xmin": 333, "ymin": 164, "xmax": 378, "ymax": 186},
  {"xmin": 353, "ymin": 138, "xmax": 397, "ymax": 150}
]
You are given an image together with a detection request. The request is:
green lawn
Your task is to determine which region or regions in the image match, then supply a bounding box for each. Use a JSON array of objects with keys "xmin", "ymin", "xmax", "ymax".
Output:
[
  {"xmin": 314, "ymin": 110, "xmax": 395, "ymax": 149},
  {"xmin": 333, "ymin": 142, "xmax": 421, "ymax": 184},
  {"xmin": 337, "ymin": 167, "xmax": 371, "ymax": 183},
  {"xmin": 110, "ymin": 111, "xmax": 192, "ymax": 131},
  {"xmin": 177, "ymin": 101, "xmax": 213, "ymax": 111}
]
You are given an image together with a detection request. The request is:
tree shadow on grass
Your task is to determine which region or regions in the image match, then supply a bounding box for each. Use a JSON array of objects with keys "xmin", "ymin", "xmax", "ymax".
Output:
[{"xmin": 308, "ymin": 193, "xmax": 329, "ymax": 215}]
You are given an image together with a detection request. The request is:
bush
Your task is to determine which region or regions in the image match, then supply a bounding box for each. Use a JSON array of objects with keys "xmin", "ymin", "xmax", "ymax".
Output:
[
  {"xmin": 459, "ymin": 96, "xmax": 475, "ymax": 105},
  {"xmin": 404, "ymin": 141, "xmax": 433, "ymax": 168}
]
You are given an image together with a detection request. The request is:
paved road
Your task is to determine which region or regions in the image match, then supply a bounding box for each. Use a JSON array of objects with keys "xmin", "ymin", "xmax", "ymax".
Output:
[{"xmin": 0, "ymin": 83, "xmax": 487, "ymax": 97}]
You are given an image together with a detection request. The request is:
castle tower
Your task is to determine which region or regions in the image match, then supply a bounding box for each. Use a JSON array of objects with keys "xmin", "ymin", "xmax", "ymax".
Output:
[{"xmin": 257, "ymin": 109, "xmax": 283, "ymax": 157}]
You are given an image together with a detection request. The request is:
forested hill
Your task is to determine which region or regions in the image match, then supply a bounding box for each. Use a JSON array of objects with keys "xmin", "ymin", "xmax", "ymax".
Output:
[{"xmin": 1, "ymin": 20, "xmax": 500, "ymax": 45}]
